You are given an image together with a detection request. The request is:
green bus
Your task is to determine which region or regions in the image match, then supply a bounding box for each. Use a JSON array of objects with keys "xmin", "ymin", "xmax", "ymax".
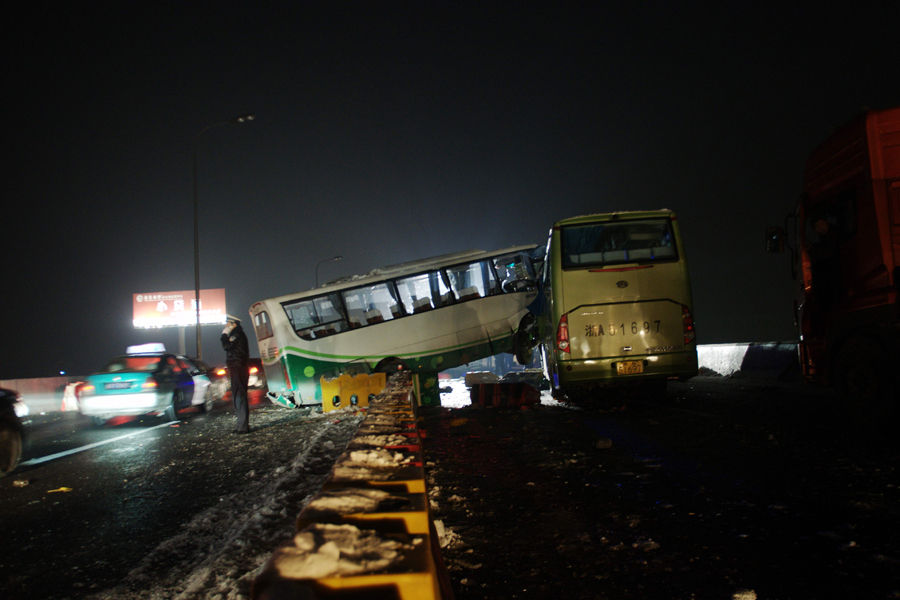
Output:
[{"xmin": 535, "ymin": 209, "xmax": 698, "ymax": 400}]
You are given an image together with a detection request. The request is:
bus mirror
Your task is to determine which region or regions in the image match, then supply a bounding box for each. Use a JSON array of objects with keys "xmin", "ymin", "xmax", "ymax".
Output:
[{"xmin": 765, "ymin": 226, "xmax": 785, "ymax": 253}]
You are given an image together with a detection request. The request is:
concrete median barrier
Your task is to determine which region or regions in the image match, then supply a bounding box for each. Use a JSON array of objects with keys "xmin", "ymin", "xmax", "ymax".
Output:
[{"xmin": 697, "ymin": 342, "xmax": 799, "ymax": 380}]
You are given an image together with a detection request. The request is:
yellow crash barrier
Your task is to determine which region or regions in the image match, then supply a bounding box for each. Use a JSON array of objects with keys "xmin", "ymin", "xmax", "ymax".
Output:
[
  {"xmin": 320, "ymin": 372, "xmax": 387, "ymax": 412},
  {"xmin": 253, "ymin": 372, "xmax": 451, "ymax": 600}
]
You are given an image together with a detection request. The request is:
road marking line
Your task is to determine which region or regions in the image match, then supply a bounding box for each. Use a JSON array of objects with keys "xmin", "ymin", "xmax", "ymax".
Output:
[{"xmin": 19, "ymin": 421, "xmax": 179, "ymax": 467}]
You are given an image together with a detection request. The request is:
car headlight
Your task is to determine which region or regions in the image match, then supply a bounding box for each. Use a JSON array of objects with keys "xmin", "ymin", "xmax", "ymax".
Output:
[{"xmin": 14, "ymin": 401, "xmax": 29, "ymax": 418}]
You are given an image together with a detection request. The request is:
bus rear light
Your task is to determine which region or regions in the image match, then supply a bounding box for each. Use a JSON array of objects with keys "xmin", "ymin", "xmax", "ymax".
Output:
[
  {"xmin": 142, "ymin": 380, "xmax": 158, "ymax": 389},
  {"xmin": 682, "ymin": 305, "xmax": 696, "ymax": 345},
  {"xmin": 557, "ymin": 314, "xmax": 570, "ymax": 353}
]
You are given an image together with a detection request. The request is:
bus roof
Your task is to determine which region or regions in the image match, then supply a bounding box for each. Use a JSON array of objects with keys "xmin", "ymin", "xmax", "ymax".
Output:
[
  {"xmin": 262, "ymin": 243, "xmax": 540, "ymax": 304},
  {"xmin": 554, "ymin": 209, "xmax": 675, "ymax": 227}
]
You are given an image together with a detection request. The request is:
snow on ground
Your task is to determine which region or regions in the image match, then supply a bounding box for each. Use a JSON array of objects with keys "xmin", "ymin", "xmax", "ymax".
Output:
[
  {"xmin": 76, "ymin": 375, "xmax": 546, "ymax": 599},
  {"xmin": 88, "ymin": 410, "xmax": 364, "ymax": 600},
  {"xmin": 439, "ymin": 376, "xmax": 562, "ymax": 408}
]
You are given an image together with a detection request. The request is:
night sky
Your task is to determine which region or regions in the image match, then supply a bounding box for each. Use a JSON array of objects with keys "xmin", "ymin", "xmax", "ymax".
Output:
[{"xmin": 3, "ymin": 2, "xmax": 898, "ymax": 378}]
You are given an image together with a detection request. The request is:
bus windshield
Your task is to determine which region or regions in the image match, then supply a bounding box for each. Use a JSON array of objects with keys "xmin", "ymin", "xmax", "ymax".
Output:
[{"xmin": 561, "ymin": 218, "xmax": 677, "ymax": 268}]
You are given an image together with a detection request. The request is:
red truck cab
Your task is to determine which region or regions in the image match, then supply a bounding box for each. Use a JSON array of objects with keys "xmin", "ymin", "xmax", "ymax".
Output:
[{"xmin": 792, "ymin": 107, "xmax": 899, "ymax": 405}]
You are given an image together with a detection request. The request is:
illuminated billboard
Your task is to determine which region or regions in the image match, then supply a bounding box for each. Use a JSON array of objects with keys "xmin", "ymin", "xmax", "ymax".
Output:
[{"xmin": 133, "ymin": 288, "xmax": 227, "ymax": 329}]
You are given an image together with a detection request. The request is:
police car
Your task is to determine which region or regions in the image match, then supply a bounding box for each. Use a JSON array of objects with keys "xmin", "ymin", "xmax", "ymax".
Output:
[{"xmin": 78, "ymin": 344, "xmax": 214, "ymax": 425}]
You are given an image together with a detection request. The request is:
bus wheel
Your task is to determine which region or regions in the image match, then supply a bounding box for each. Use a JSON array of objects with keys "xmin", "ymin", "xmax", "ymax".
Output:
[
  {"xmin": 374, "ymin": 357, "xmax": 408, "ymax": 373},
  {"xmin": 0, "ymin": 420, "xmax": 22, "ymax": 477},
  {"xmin": 514, "ymin": 314, "xmax": 537, "ymax": 365}
]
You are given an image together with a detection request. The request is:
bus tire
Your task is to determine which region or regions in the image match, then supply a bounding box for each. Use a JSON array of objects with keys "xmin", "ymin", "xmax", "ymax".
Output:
[
  {"xmin": 374, "ymin": 357, "xmax": 408, "ymax": 373},
  {"xmin": 514, "ymin": 313, "xmax": 536, "ymax": 366}
]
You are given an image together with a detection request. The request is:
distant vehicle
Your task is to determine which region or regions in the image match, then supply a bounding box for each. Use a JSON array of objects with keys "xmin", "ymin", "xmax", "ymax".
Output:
[
  {"xmin": 78, "ymin": 343, "xmax": 214, "ymax": 425},
  {"xmin": 249, "ymin": 245, "xmax": 542, "ymax": 408},
  {"xmin": 767, "ymin": 106, "xmax": 900, "ymax": 404},
  {"xmin": 535, "ymin": 209, "xmax": 698, "ymax": 401},
  {"xmin": 210, "ymin": 358, "xmax": 268, "ymax": 398},
  {"xmin": 0, "ymin": 387, "xmax": 27, "ymax": 476}
]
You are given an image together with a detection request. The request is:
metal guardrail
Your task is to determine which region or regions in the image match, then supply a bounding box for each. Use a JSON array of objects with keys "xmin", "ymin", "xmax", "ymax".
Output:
[{"xmin": 252, "ymin": 372, "xmax": 451, "ymax": 600}]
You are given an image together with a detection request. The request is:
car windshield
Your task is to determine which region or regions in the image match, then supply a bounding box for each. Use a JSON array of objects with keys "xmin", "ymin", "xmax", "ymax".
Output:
[{"xmin": 102, "ymin": 355, "xmax": 162, "ymax": 373}]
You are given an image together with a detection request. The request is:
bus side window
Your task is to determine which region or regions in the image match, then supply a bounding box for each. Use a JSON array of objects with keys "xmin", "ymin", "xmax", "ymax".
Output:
[
  {"xmin": 446, "ymin": 261, "xmax": 497, "ymax": 299},
  {"xmin": 395, "ymin": 273, "xmax": 432, "ymax": 314},
  {"xmin": 283, "ymin": 300, "xmax": 317, "ymax": 335},
  {"xmin": 430, "ymin": 271, "xmax": 455, "ymax": 307}
]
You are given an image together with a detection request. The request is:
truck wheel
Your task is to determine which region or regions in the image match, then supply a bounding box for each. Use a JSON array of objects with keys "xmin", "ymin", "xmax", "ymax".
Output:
[
  {"xmin": 0, "ymin": 420, "xmax": 22, "ymax": 477},
  {"xmin": 834, "ymin": 336, "xmax": 892, "ymax": 412}
]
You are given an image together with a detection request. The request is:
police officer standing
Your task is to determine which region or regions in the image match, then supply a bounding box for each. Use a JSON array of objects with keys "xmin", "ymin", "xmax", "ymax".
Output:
[{"xmin": 221, "ymin": 314, "xmax": 251, "ymax": 433}]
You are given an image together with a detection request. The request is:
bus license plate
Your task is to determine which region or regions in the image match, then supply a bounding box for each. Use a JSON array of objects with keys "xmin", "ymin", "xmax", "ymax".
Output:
[{"xmin": 616, "ymin": 361, "xmax": 644, "ymax": 375}]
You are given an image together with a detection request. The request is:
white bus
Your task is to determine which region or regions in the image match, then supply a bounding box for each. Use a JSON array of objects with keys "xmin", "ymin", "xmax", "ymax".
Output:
[
  {"xmin": 536, "ymin": 209, "xmax": 698, "ymax": 401},
  {"xmin": 248, "ymin": 245, "xmax": 541, "ymax": 408}
]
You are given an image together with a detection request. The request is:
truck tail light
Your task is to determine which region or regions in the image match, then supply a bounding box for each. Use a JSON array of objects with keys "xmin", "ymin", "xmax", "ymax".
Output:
[
  {"xmin": 682, "ymin": 305, "xmax": 696, "ymax": 345},
  {"xmin": 557, "ymin": 314, "xmax": 570, "ymax": 353}
]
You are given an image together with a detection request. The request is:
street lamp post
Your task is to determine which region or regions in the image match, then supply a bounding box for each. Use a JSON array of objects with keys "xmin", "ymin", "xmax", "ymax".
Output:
[
  {"xmin": 193, "ymin": 113, "xmax": 255, "ymax": 360},
  {"xmin": 315, "ymin": 255, "xmax": 343, "ymax": 287}
]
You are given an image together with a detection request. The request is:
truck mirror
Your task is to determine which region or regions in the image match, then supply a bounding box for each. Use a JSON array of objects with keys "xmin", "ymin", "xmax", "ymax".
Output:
[{"xmin": 765, "ymin": 226, "xmax": 785, "ymax": 253}]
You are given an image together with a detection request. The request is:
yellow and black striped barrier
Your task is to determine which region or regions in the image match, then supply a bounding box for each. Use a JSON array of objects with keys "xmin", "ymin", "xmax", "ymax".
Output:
[
  {"xmin": 252, "ymin": 372, "xmax": 452, "ymax": 600},
  {"xmin": 320, "ymin": 372, "xmax": 387, "ymax": 412}
]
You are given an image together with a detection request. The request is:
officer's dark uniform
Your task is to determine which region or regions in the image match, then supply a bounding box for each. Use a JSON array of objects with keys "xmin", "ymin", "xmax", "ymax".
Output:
[{"xmin": 220, "ymin": 318, "xmax": 250, "ymax": 433}]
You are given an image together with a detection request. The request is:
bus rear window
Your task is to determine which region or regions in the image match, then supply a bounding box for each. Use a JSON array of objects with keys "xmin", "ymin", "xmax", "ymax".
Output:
[
  {"xmin": 561, "ymin": 219, "xmax": 677, "ymax": 268},
  {"xmin": 253, "ymin": 311, "xmax": 274, "ymax": 340}
]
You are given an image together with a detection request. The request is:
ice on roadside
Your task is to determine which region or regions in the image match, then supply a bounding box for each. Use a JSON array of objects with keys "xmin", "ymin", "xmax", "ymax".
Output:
[{"xmin": 271, "ymin": 523, "xmax": 417, "ymax": 579}]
